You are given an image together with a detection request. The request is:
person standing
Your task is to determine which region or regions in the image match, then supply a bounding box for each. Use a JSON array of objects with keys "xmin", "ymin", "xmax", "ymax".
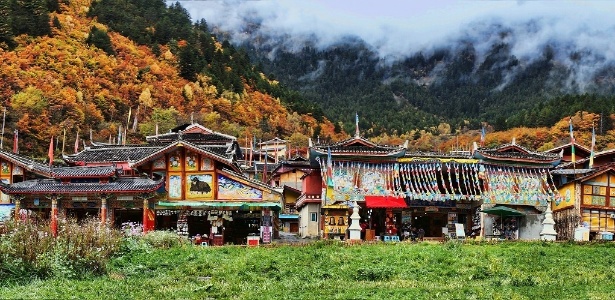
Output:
[{"xmin": 418, "ymin": 228, "xmax": 425, "ymax": 241}]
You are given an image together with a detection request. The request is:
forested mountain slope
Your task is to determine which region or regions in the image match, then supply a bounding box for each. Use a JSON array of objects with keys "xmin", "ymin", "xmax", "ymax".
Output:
[{"xmin": 0, "ymin": 0, "xmax": 343, "ymax": 158}]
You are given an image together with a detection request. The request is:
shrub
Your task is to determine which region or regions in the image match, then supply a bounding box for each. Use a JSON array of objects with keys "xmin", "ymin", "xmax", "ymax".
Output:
[
  {"xmin": 140, "ymin": 230, "xmax": 189, "ymax": 249},
  {"xmin": 0, "ymin": 217, "xmax": 123, "ymax": 282}
]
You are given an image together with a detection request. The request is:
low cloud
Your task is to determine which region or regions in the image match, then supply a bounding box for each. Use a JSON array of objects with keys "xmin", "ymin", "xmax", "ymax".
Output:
[{"xmin": 173, "ymin": 0, "xmax": 615, "ymax": 90}]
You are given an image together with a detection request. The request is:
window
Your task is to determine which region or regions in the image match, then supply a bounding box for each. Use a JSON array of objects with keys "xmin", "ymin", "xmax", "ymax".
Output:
[
  {"xmin": 310, "ymin": 212, "xmax": 317, "ymax": 222},
  {"xmin": 582, "ymin": 209, "xmax": 615, "ymax": 232},
  {"xmin": 582, "ymin": 184, "xmax": 607, "ymax": 206}
]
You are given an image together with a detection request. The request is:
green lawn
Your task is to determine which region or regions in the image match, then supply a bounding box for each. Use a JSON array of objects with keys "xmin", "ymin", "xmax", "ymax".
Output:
[{"xmin": 2, "ymin": 241, "xmax": 615, "ymax": 299}]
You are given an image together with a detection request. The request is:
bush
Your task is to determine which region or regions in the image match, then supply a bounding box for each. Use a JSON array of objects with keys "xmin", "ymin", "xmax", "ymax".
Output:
[
  {"xmin": 140, "ymin": 230, "xmax": 189, "ymax": 249},
  {"xmin": 0, "ymin": 217, "xmax": 123, "ymax": 282}
]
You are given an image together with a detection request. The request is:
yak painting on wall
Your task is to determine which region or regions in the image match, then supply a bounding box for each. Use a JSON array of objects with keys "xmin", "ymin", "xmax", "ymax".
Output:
[
  {"xmin": 186, "ymin": 173, "xmax": 214, "ymax": 199},
  {"xmin": 217, "ymin": 174, "xmax": 262, "ymax": 200}
]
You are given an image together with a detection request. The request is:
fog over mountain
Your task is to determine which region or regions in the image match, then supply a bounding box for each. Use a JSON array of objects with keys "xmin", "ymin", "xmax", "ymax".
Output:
[
  {"xmin": 162, "ymin": 1, "xmax": 615, "ymax": 136},
  {"xmin": 175, "ymin": 1, "xmax": 615, "ymax": 92}
]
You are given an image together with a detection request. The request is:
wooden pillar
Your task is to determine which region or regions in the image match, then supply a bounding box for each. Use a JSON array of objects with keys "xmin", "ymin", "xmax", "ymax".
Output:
[
  {"xmin": 101, "ymin": 197, "xmax": 107, "ymax": 225},
  {"xmin": 50, "ymin": 197, "xmax": 58, "ymax": 237},
  {"xmin": 13, "ymin": 197, "xmax": 20, "ymax": 221},
  {"xmin": 142, "ymin": 198, "xmax": 155, "ymax": 233}
]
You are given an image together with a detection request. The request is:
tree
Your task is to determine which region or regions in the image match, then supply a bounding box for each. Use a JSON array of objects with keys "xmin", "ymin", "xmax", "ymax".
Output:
[
  {"xmin": 0, "ymin": 0, "xmax": 13, "ymax": 49},
  {"xmin": 86, "ymin": 26, "xmax": 115, "ymax": 55}
]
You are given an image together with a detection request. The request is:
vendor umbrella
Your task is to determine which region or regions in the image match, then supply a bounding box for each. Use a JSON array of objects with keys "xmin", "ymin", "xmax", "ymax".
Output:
[
  {"xmin": 480, "ymin": 206, "xmax": 525, "ymax": 217},
  {"xmin": 480, "ymin": 206, "xmax": 525, "ymax": 236}
]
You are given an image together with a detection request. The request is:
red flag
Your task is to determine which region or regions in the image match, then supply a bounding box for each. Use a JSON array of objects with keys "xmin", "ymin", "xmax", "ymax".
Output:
[
  {"xmin": 48, "ymin": 136, "xmax": 54, "ymax": 166},
  {"xmin": 13, "ymin": 129, "xmax": 18, "ymax": 154},
  {"xmin": 74, "ymin": 129, "xmax": 79, "ymax": 154}
]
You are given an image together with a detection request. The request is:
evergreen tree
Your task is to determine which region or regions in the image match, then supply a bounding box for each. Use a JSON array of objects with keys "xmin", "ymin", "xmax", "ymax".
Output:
[
  {"xmin": 86, "ymin": 26, "xmax": 115, "ymax": 55},
  {"xmin": 0, "ymin": 0, "xmax": 14, "ymax": 49}
]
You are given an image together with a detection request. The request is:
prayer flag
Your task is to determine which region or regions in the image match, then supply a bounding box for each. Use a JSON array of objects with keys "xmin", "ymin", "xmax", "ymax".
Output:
[
  {"xmin": 12, "ymin": 129, "xmax": 18, "ymax": 154},
  {"xmin": 355, "ymin": 112, "xmax": 359, "ymax": 137},
  {"xmin": 48, "ymin": 136, "xmax": 54, "ymax": 166},
  {"xmin": 589, "ymin": 125, "xmax": 595, "ymax": 168},
  {"xmin": 74, "ymin": 129, "xmax": 79, "ymax": 154},
  {"xmin": 569, "ymin": 117, "xmax": 575, "ymax": 163},
  {"xmin": 326, "ymin": 147, "xmax": 334, "ymax": 188}
]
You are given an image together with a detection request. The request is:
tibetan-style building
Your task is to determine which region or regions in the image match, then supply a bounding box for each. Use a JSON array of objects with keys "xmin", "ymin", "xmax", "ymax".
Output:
[
  {"xmin": 301, "ymin": 135, "xmax": 562, "ymax": 241},
  {"xmin": 0, "ymin": 124, "xmax": 282, "ymax": 245},
  {"xmin": 551, "ymin": 145, "xmax": 615, "ymax": 240}
]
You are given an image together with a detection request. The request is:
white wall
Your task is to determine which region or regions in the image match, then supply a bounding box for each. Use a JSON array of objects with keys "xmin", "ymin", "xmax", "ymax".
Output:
[
  {"xmin": 299, "ymin": 203, "xmax": 321, "ymax": 238},
  {"xmin": 482, "ymin": 213, "xmax": 544, "ymax": 240}
]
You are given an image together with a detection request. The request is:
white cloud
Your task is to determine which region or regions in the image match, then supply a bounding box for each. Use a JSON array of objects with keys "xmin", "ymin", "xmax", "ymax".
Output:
[{"xmin": 172, "ymin": 0, "xmax": 615, "ymax": 90}]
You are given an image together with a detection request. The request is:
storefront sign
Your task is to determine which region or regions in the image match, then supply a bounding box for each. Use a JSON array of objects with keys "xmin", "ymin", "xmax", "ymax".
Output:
[
  {"xmin": 261, "ymin": 226, "xmax": 272, "ymax": 244},
  {"xmin": 425, "ymin": 206, "xmax": 439, "ymax": 212}
]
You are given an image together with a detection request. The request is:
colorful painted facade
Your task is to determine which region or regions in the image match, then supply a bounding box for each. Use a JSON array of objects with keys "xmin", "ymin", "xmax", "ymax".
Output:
[
  {"xmin": 551, "ymin": 143, "xmax": 615, "ymax": 240},
  {"xmin": 0, "ymin": 124, "xmax": 282, "ymax": 245},
  {"xmin": 302, "ymin": 137, "xmax": 562, "ymax": 240}
]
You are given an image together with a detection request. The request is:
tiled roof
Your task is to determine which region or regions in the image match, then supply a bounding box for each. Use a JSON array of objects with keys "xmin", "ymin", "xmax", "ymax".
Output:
[
  {"xmin": 0, "ymin": 176, "xmax": 164, "ymax": 194},
  {"xmin": 0, "ymin": 149, "xmax": 52, "ymax": 177},
  {"xmin": 474, "ymin": 143, "xmax": 559, "ymax": 163},
  {"xmin": 551, "ymin": 169, "xmax": 593, "ymax": 175},
  {"xmin": 126, "ymin": 140, "xmax": 240, "ymax": 172},
  {"xmin": 64, "ymin": 145, "xmax": 163, "ymax": 163},
  {"xmin": 546, "ymin": 142, "xmax": 591, "ymax": 155},
  {"xmin": 147, "ymin": 132, "xmax": 235, "ymax": 144},
  {"xmin": 50, "ymin": 166, "xmax": 117, "ymax": 178},
  {"xmin": 260, "ymin": 137, "xmax": 287, "ymax": 145},
  {"xmin": 242, "ymin": 162, "xmax": 279, "ymax": 173}
]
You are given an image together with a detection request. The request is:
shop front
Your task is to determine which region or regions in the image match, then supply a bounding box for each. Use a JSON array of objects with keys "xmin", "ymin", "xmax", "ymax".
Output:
[
  {"xmin": 156, "ymin": 201, "xmax": 280, "ymax": 245},
  {"xmin": 322, "ymin": 205, "xmax": 349, "ymax": 240}
]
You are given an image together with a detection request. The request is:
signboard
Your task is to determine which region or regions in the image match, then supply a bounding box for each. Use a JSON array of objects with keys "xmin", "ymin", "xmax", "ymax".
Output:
[
  {"xmin": 425, "ymin": 206, "xmax": 439, "ymax": 212},
  {"xmin": 455, "ymin": 223, "xmax": 466, "ymax": 239},
  {"xmin": 261, "ymin": 226, "xmax": 272, "ymax": 244}
]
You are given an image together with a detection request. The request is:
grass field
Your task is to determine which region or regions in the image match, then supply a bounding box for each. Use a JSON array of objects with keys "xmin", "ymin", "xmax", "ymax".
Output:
[{"xmin": 1, "ymin": 240, "xmax": 615, "ymax": 299}]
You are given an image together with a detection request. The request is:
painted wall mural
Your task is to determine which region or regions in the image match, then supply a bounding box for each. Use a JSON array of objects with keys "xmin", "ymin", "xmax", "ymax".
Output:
[
  {"xmin": 152, "ymin": 158, "xmax": 165, "ymax": 170},
  {"xmin": 217, "ymin": 175, "xmax": 262, "ymax": 200},
  {"xmin": 168, "ymin": 151, "xmax": 182, "ymax": 171},
  {"xmin": 186, "ymin": 173, "xmax": 214, "ymax": 199},
  {"xmin": 201, "ymin": 157, "xmax": 213, "ymax": 171},
  {"xmin": 482, "ymin": 166, "xmax": 558, "ymax": 206},
  {"xmin": 168, "ymin": 174, "xmax": 182, "ymax": 199},
  {"xmin": 185, "ymin": 151, "xmax": 198, "ymax": 171},
  {"xmin": 0, "ymin": 178, "xmax": 9, "ymax": 202},
  {"xmin": 554, "ymin": 184, "xmax": 574, "ymax": 210},
  {"xmin": 1, "ymin": 161, "xmax": 9, "ymax": 175}
]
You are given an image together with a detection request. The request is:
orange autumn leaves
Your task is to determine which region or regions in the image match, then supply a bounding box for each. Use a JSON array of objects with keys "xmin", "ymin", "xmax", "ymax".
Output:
[{"xmin": 0, "ymin": 0, "xmax": 341, "ymax": 156}]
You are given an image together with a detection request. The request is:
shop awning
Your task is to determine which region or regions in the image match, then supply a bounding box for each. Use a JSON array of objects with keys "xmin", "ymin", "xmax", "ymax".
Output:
[
  {"xmin": 157, "ymin": 201, "xmax": 281, "ymax": 209},
  {"xmin": 364, "ymin": 196, "xmax": 407, "ymax": 209},
  {"xmin": 279, "ymin": 214, "xmax": 299, "ymax": 219}
]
